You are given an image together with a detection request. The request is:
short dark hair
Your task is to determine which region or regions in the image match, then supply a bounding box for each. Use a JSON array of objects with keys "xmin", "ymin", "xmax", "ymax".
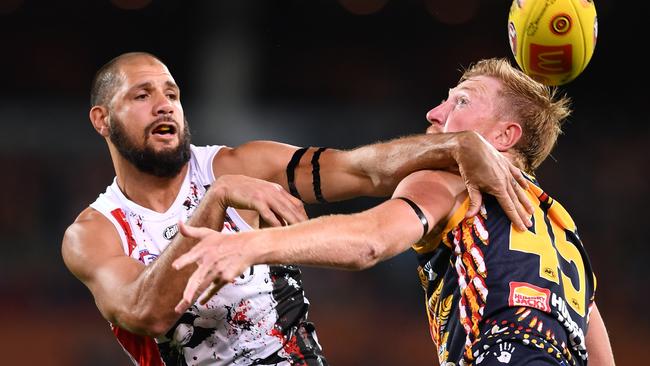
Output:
[{"xmin": 90, "ymin": 52, "xmax": 164, "ymax": 107}]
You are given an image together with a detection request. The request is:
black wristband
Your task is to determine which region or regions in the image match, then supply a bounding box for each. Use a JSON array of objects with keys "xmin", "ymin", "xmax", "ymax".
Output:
[
  {"xmin": 286, "ymin": 147, "xmax": 308, "ymax": 200},
  {"xmin": 396, "ymin": 197, "xmax": 429, "ymax": 239},
  {"xmin": 311, "ymin": 147, "xmax": 328, "ymax": 203}
]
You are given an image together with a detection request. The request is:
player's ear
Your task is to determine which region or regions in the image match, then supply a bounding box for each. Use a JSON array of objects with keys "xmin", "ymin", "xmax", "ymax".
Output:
[
  {"xmin": 493, "ymin": 121, "xmax": 522, "ymax": 151},
  {"xmin": 89, "ymin": 106, "xmax": 110, "ymax": 137}
]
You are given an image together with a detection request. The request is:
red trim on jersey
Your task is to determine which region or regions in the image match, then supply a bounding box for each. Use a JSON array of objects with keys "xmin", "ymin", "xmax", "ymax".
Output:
[
  {"xmin": 112, "ymin": 324, "xmax": 165, "ymax": 366},
  {"xmin": 111, "ymin": 208, "xmax": 138, "ymax": 256}
]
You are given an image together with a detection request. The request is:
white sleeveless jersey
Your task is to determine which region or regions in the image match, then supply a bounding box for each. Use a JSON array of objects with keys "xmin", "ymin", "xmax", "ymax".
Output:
[{"xmin": 90, "ymin": 145, "xmax": 325, "ymax": 366}]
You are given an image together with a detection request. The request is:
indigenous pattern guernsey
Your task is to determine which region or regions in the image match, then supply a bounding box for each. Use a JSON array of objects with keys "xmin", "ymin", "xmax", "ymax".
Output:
[
  {"xmin": 90, "ymin": 145, "xmax": 326, "ymax": 366},
  {"xmin": 414, "ymin": 176, "xmax": 595, "ymax": 366}
]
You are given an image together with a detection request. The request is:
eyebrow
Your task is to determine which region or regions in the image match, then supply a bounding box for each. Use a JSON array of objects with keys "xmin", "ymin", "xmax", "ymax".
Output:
[
  {"xmin": 130, "ymin": 80, "xmax": 179, "ymax": 92},
  {"xmin": 450, "ymin": 83, "xmax": 484, "ymax": 96}
]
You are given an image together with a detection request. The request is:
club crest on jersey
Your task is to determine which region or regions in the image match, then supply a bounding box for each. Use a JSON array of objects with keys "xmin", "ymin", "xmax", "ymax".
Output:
[
  {"xmin": 508, "ymin": 281, "xmax": 551, "ymax": 313},
  {"xmin": 138, "ymin": 249, "xmax": 159, "ymax": 265},
  {"xmin": 163, "ymin": 223, "xmax": 179, "ymax": 240}
]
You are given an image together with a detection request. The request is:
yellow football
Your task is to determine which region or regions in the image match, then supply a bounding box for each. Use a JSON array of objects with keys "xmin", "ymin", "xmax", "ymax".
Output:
[{"xmin": 508, "ymin": 0, "xmax": 598, "ymax": 86}]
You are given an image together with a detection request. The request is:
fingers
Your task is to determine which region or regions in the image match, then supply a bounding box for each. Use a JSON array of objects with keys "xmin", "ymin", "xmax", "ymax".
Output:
[
  {"xmin": 258, "ymin": 207, "xmax": 283, "ymax": 227},
  {"xmin": 178, "ymin": 221, "xmax": 213, "ymax": 240},
  {"xmin": 172, "ymin": 247, "xmax": 203, "ymax": 271},
  {"xmin": 174, "ymin": 265, "xmax": 211, "ymax": 313},
  {"xmin": 498, "ymin": 181, "xmax": 528, "ymax": 232},
  {"xmin": 198, "ymin": 282, "xmax": 223, "ymax": 305},
  {"xmin": 508, "ymin": 165, "xmax": 534, "ymax": 215},
  {"xmin": 507, "ymin": 179, "xmax": 531, "ymax": 230},
  {"xmin": 273, "ymin": 186, "xmax": 308, "ymax": 224},
  {"xmin": 257, "ymin": 186, "xmax": 307, "ymax": 226},
  {"xmin": 173, "ymin": 227, "xmax": 226, "ymax": 270},
  {"xmin": 509, "ymin": 164, "xmax": 529, "ymax": 190},
  {"xmin": 175, "ymin": 298, "xmax": 191, "ymax": 314},
  {"xmin": 495, "ymin": 193, "xmax": 526, "ymax": 231},
  {"xmin": 465, "ymin": 185, "xmax": 482, "ymax": 218},
  {"xmin": 175, "ymin": 278, "xmax": 229, "ymax": 313},
  {"xmin": 514, "ymin": 180, "xmax": 534, "ymax": 216}
]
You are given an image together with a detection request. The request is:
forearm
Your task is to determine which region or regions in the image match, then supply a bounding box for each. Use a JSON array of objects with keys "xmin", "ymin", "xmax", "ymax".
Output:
[
  {"xmin": 252, "ymin": 203, "xmax": 420, "ymax": 270},
  {"xmin": 335, "ymin": 132, "xmax": 464, "ymax": 196},
  {"xmin": 123, "ymin": 186, "xmax": 227, "ymax": 336}
]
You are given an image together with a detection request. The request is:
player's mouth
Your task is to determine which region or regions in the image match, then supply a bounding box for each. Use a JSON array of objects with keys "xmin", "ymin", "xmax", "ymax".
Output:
[{"xmin": 150, "ymin": 123, "xmax": 178, "ymax": 137}]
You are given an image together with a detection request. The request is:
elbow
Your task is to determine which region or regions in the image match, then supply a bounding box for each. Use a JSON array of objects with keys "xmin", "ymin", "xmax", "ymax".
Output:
[
  {"xmin": 349, "ymin": 241, "xmax": 384, "ymax": 270},
  {"xmin": 365, "ymin": 167, "xmax": 399, "ymax": 196},
  {"xmin": 142, "ymin": 318, "xmax": 175, "ymax": 339},
  {"xmin": 114, "ymin": 305, "xmax": 177, "ymax": 338}
]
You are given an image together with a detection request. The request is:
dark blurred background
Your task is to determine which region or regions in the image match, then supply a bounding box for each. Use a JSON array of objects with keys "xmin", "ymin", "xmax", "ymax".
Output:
[{"xmin": 0, "ymin": 0, "xmax": 646, "ymax": 364}]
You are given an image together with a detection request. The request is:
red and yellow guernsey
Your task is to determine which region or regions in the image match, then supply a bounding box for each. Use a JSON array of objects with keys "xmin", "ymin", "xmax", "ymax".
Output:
[{"xmin": 413, "ymin": 176, "xmax": 596, "ymax": 366}]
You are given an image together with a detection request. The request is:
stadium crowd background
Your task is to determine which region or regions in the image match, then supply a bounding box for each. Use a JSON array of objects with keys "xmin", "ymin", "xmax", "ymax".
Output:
[{"xmin": 0, "ymin": 0, "xmax": 646, "ymax": 364}]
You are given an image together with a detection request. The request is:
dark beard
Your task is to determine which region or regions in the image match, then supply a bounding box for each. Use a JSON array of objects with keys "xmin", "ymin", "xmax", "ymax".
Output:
[{"xmin": 108, "ymin": 115, "xmax": 192, "ymax": 178}]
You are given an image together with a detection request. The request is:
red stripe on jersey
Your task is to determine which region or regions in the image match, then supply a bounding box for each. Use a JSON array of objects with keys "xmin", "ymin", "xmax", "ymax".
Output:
[
  {"xmin": 112, "ymin": 325, "xmax": 165, "ymax": 366},
  {"xmin": 111, "ymin": 208, "xmax": 138, "ymax": 256}
]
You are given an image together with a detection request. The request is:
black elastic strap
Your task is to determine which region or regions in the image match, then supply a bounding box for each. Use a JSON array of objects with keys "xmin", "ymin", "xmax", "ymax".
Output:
[
  {"xmin": 396, "ymin": 197, "xmax": 429, "ymax": 239},
  {"xmin": 286, "ymin": 147, "xmax": 308, "ymax": 200},
  {"xmin": 311, "ymin": 147, "xmax": 328, "ymax": 203}
]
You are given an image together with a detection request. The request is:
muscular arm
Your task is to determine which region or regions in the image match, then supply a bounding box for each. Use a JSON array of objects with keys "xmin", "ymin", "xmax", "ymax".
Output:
[
  {"xmin": 61, "ymin": 175, "xmax": 305, "ymax": 337},
  {"xmin": 213, "ymin": 131, "xmax": 531, "ymax": 230},
  {"xmin": 586, "ymin": 303, "xmax": 616, "ymax": 366},
  {"xmin": 256, "ymin": 170, "xmax": 466, "ymax": 269},
  {"xmin": 172, "ymin": 170, "xmax": 467, "ymax": 309}
]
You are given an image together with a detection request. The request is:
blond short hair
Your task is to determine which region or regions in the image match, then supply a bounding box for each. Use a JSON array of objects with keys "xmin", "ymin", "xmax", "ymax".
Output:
[{"xmin": 460, "ymin": 58, "xmax": 572, "ymax": 172}]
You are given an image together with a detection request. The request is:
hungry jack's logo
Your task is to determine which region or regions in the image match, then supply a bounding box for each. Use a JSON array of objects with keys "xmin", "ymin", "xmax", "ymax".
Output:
[{"xmin": 508, "ymin": 281, "xmax": 551, "ymax": 313}]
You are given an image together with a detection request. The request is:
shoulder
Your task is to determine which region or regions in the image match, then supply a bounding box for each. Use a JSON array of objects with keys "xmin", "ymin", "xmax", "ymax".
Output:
[
  {"xmin": 213, "ymin": 141, "xmax": 297, "ymax": 161},
  {"xmin": 395, "ymin": 170, "xmax": 466, "ymax": 199},
  {"xmin": 62, "ymin": 207, "xmax": 124, "ymax": 281},
  {"xmin": 212, "ymin": 140, "xmax": 300, "ymax": 180},
  {"xmin": 190, "ymin": 144, "xmax": 225, "ymax": 158},
  {"xmin": 393, "ymin": 170, "xmax": 468, "ymax": 229}
]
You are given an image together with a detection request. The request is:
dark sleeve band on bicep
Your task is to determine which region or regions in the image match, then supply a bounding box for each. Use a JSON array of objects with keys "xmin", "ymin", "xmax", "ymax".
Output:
[
  {"xmin": 286, "ymin": 147, "xmax": 308, "ymax": 200},
  {"xmin": 311, "ymin": 147, "xmax": 328, "ymax": 203},
  {"xmin": 395, "ymin": 197, "xmax": 429, "ymax": 239}
]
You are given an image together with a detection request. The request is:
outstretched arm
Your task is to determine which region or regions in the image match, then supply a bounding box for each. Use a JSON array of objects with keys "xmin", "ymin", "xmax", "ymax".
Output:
[
  {"xmin": 213, "ymin": 131, "xmax": 532, "ymax": 231},
  {"xmin": 172, "ymin": 170, "xmax": 466, "ymax": 312},
  {"xmin": 61, "ymin": 175, "xmax": 306, "ymax": 337}
]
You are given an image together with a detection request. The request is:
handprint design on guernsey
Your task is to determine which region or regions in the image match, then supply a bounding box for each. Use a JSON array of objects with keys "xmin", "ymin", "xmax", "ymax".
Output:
[{"xmin": 494, "ymin": 342, "xmax": 515, "ymax": 363}]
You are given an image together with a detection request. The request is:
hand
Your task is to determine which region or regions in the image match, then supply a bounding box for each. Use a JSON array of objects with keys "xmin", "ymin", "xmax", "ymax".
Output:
[
  {"xmin": 172, "ymin": 221, "xmax": 254, "ymax": 313},
  {"xmin": 454, "ymin": 131, "xmax": 533, "ymax": 231},
  {"xmin": 212, "ymin": 174, "xmax": 307, "ymax": 227}
]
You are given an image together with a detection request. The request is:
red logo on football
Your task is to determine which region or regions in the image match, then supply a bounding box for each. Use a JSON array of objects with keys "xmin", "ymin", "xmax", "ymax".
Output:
[{"xmin": 529, "ymin": 44, "xmax": 573, "ymax": 74}]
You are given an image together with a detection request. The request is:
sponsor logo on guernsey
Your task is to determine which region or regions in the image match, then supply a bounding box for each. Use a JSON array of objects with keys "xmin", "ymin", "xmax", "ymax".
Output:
[
  {"xmin": 551, "ymin": 292, "xmax": 587, "ymax": 358},
  {"xmin": 138, "ymin": 249, "xmax": 159, "ymax": 265},
  {"xmin": 508, "ymin": 281, "xmax": 551, "ymax": 313},
  {"xmin": 163, "ymin": 223, "xmax": 179, "ymax": 240}
]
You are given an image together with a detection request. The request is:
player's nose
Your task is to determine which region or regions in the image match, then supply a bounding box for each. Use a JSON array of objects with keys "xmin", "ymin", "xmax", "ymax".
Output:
[
  {"xmin": 425, "ymin": 102, "xmax": 448, "ymax": 128},
  {"xmin": 153, "ymin": 93, "xmax": 174, "ymax": 116}
]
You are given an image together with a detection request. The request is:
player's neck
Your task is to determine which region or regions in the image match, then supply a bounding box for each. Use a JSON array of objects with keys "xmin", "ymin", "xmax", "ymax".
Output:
[
  {"xmin": 502, "ymin": 151, "xmax": 526, "ymax": 172},
  {"xmin": 114, "ymin": 158, "xmax": 189, "ymax": 213}
]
